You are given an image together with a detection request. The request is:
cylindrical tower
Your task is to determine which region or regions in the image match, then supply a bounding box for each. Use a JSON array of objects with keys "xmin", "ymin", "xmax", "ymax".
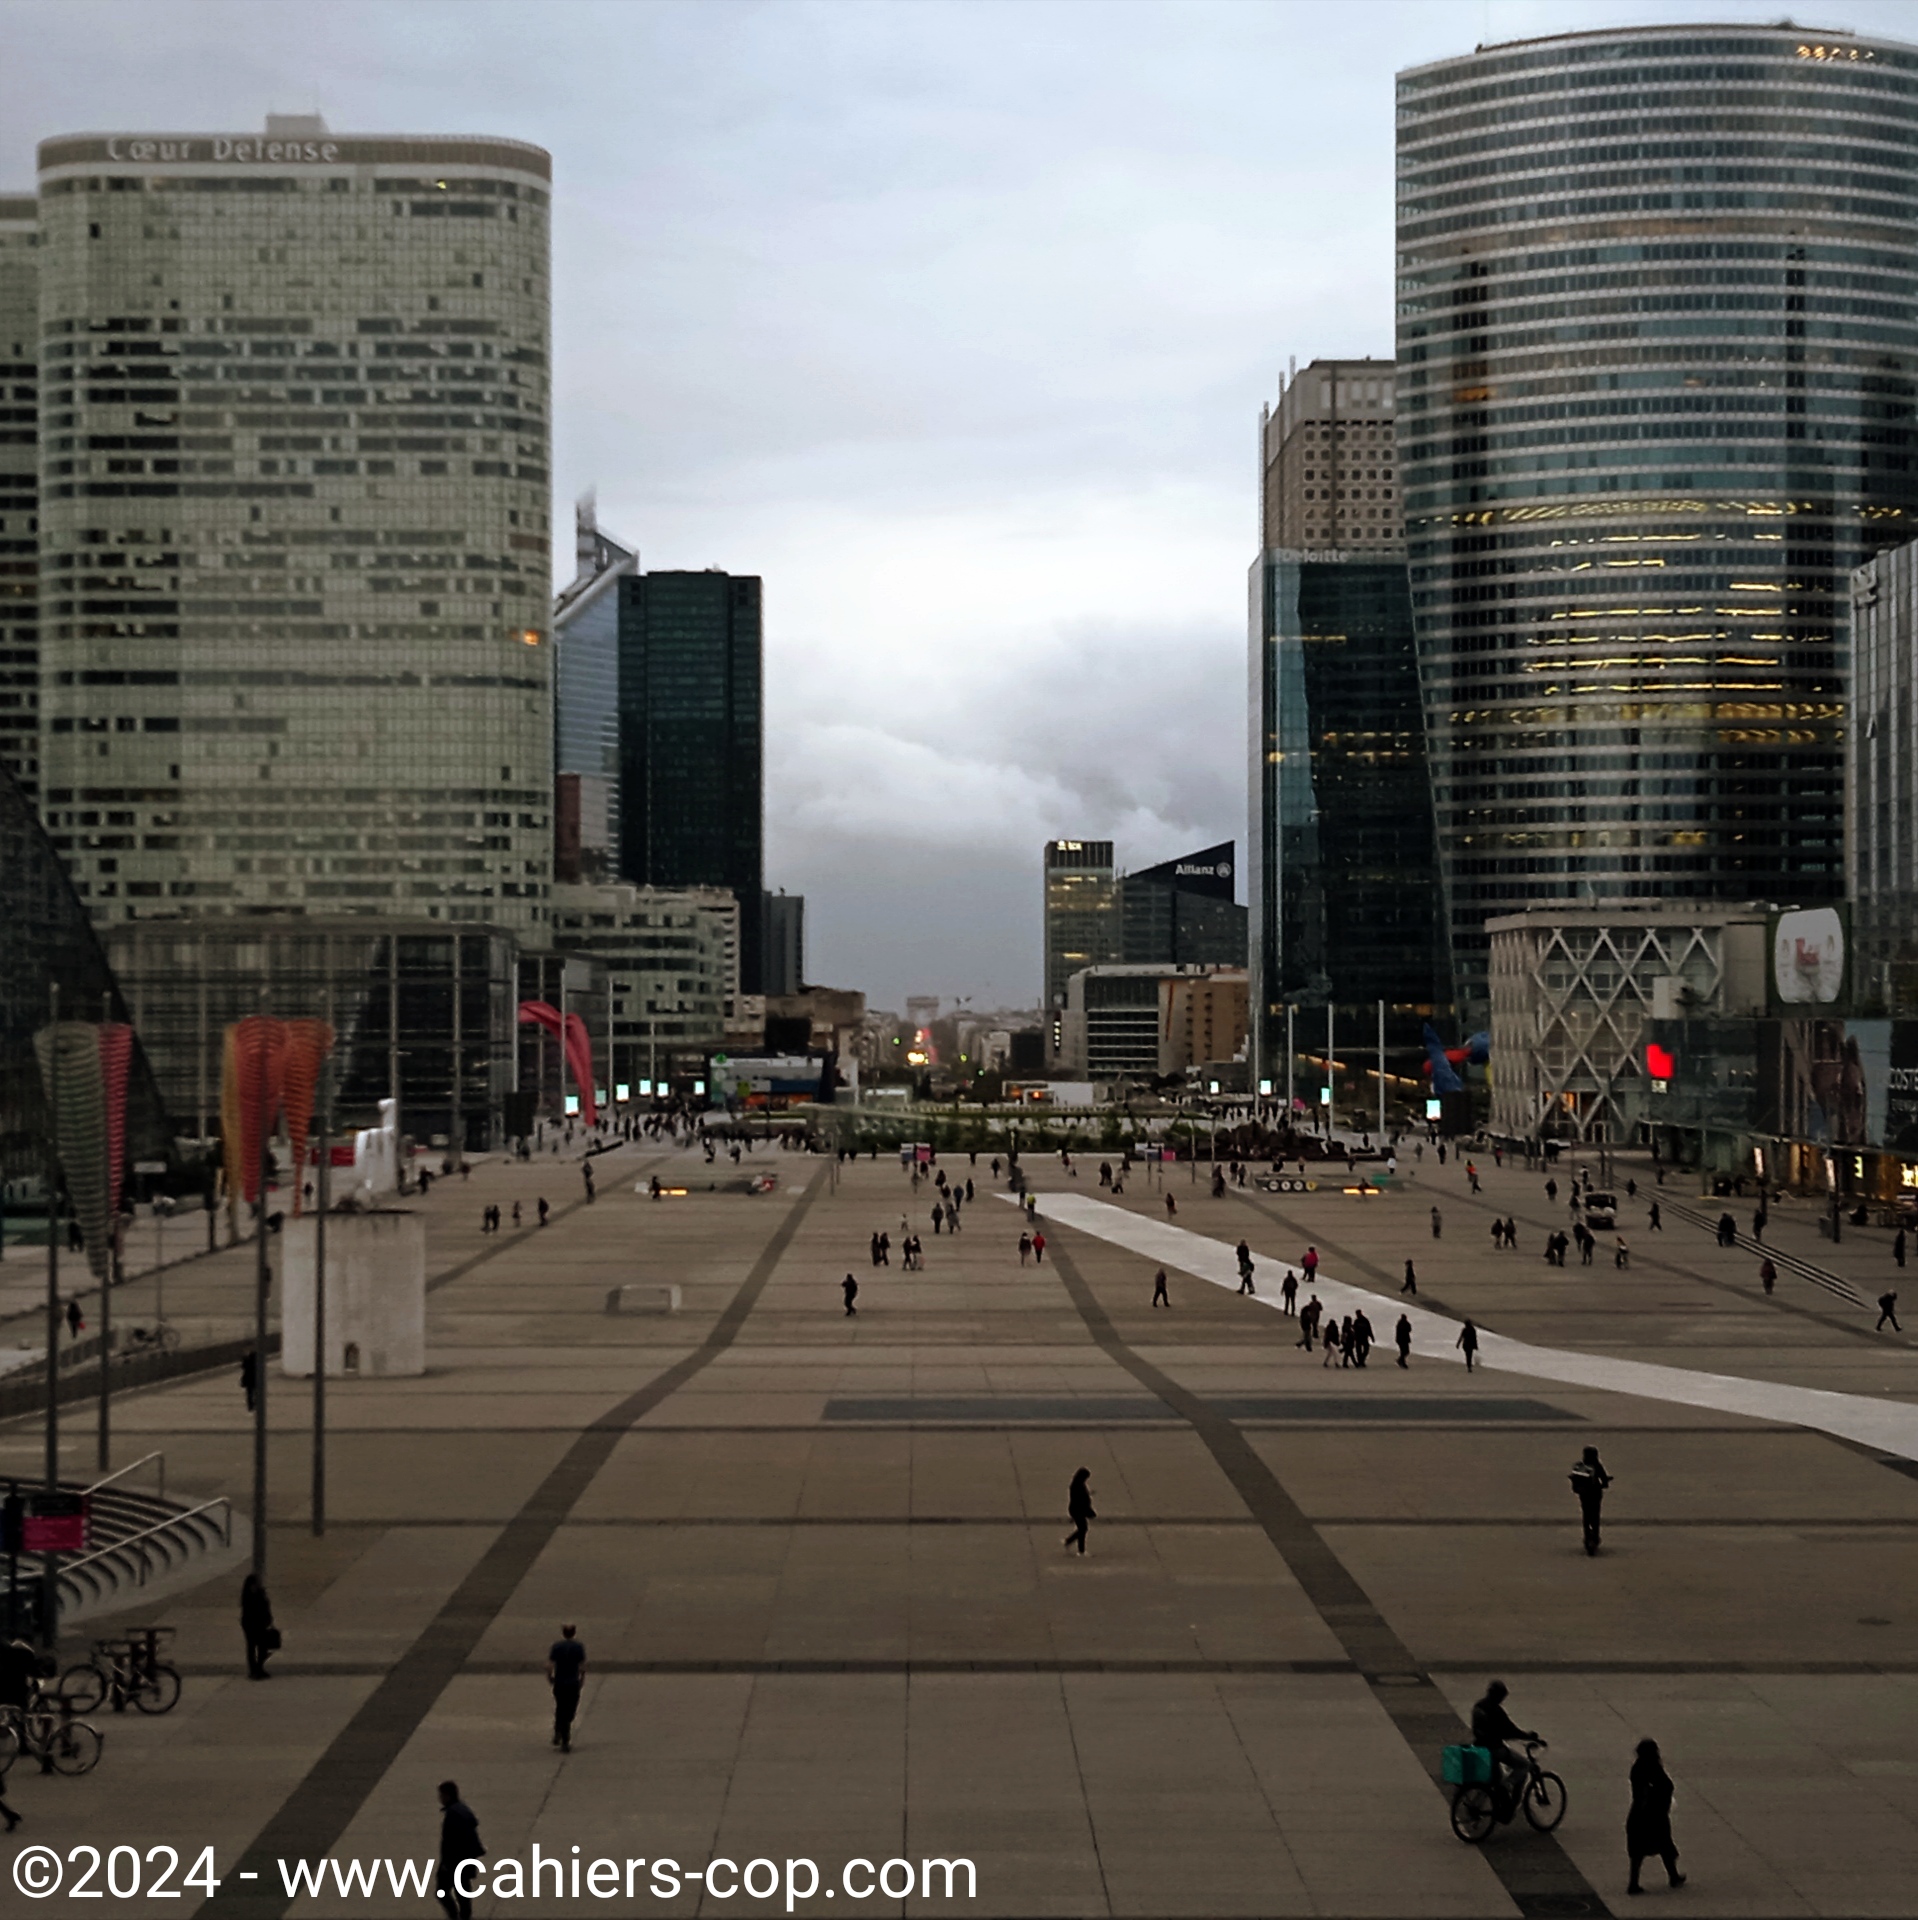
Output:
[{"xmin": 1397, "ymin": 25, "xmax": 1918, "ymax": 1015}]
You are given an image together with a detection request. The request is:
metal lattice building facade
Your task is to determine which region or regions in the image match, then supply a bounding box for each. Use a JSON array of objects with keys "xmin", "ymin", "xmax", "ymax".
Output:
[{"xmin": 1487, "ymin": 906, "xmax": 1768, "ymax": 1140}]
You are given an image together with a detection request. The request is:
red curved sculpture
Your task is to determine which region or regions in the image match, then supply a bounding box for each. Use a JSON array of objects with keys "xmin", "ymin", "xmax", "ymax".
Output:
[{"xmin": 517, "ymin": 1001, "xmax": 598, "ymax": 1125}]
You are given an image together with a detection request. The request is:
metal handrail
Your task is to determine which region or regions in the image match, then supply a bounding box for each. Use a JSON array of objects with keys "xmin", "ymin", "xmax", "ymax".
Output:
[
  {"xmin": 61, "ymin": 1498, "xmax": 232, "ymax": 1587},
  {"xmin": 81, "ymin": 1450, "xmax": 165, "ymax": 1503},
  {"xmin": 1662, "ymin": 1196, "xmax": 1867, "ymax": 1306}
]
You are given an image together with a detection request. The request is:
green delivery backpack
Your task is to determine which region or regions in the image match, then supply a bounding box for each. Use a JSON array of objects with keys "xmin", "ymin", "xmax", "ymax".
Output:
[{"xmin": 1442, "ymin": 1744, "xmax": 1493, "ymax": 1786}]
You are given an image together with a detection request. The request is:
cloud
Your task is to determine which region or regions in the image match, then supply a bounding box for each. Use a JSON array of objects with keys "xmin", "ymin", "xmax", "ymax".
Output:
[{"xmin": 7, "ymin": 0, "xmax": 1916, "ymax": 1008}]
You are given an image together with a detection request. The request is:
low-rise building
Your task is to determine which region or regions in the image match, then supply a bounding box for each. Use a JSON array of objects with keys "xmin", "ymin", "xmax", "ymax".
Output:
[
  {"xmin": 1060, "ymin": 965, "xmax": 1249, "ymax": 1083},
  {"xmin": 1488, "ymin": 907, "xmax": 1769, "ymax": 1143},
  {"xmin": 549, "ymin": 880, "xmax": 738, "ymax": 1089}
]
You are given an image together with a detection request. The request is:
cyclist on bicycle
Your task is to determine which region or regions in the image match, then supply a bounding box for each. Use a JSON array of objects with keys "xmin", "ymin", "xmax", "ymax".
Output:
[{"xmin": 1471, "ymin": 1680, "xmax": 1540, "ymax": 1808}]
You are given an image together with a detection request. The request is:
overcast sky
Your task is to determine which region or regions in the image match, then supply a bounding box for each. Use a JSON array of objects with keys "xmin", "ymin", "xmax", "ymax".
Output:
[{"xmin": 6, "ymin": 0, "xmax": 1915, "ymax": 1013}]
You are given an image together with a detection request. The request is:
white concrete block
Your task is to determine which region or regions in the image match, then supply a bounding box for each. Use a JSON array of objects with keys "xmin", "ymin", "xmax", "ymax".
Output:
[
  {"xmin": 281, "ymin": 1210, "xmax": 427, "ymax": 1377},
  {"xmin": 606, "ymin": 1283, "xmax": 682, "ymax": 1315}
]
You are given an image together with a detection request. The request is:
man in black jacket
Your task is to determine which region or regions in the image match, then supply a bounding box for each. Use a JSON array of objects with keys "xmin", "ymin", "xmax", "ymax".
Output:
[
  {"xmin": 1471, "ymin": 1681, "xmax": 1540, "ymax": 1808},
  {"xmin": 437, "ymin": 1781, "xmax": 483, "ymax": 1920}
]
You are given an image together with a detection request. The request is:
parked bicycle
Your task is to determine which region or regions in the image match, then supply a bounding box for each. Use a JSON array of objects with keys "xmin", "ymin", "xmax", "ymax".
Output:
[
  {"xmin": 0, "ymin": 1687, "xmax": 104, "ymax": 1775},
  {"xmin": 123, "ymin": 1322, "xmax": 182, "ymax": 1354},
  {"xmin": 1447, "ymin": 1739, "xmax": 1567, "ymax": 1842},
  {"xmin": 60, "ymin": 1626, "xmax": 181, "ymax": 1716}
]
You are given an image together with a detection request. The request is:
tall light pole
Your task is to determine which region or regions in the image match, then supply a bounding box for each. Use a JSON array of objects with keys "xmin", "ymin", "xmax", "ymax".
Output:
[
  {"xmin": 1285, "ymin": 1003, "xmax": 1295, "ymax": 1134},
  {"xmin": 252, "ymin": 987, "xmax": 271, "ymax": 1581},
  {"xmin": 1325, "ymin": 1004, "xmax": 1335, "ymax": 1138},
  {"xmin": 1376, "ymin": 998, "xmax": 1386, "ymax": 1144},
  {"xmin": 313, "ymin": 976, "xmax": 332, "ymax": 1536},
  {"xmin": 42, "ymin": 981, "xmax": 61, "ymax": 1647}
]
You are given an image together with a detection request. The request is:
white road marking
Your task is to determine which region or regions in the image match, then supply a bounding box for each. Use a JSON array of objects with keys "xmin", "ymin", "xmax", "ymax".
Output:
[{"xmin": 1019, "ymin": 1192, "xmax": 1918, "ymax": 1463}]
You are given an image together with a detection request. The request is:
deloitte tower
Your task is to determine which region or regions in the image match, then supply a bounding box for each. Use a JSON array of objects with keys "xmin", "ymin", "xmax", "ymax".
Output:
[{"xmin": 1397, "ymin": 25, "xmax": 1918, "ymax": 1015}]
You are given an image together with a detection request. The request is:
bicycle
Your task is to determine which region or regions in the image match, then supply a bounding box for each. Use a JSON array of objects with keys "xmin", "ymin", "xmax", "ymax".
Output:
[
  {"xmin": 60, "ymin": 1626, "xmax": 181, "ymax": 1716},
  {"xmin": 123, "ymin": 1322, "xmax": 182, "ymax": 1354},
  {"xmin": 1449, "ymin": 1740, "xmax": 1567, "ymax": 1843},
  {"xmin": 0, "ymin": 1688, "xmax": 104, "ymax": 1776}
]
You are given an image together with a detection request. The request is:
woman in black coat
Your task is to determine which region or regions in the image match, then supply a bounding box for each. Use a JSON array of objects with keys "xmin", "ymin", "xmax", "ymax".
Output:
[
  {"xmin": 1626, "ymin": 1738, "xmax": 1685, "ymax": 1894},
  {"xmin": 1063, "ymin": 1468, "xmax": 1095, "ymax": 1556},
  {"xmin": 240, "ymin": 1572, "xmax": 277, "ymax": 1679}
]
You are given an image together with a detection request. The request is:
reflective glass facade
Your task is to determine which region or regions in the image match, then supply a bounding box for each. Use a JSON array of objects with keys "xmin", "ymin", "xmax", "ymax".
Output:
[
  {"xmin": 616, "ymin": 570, "xmax": 764, "ymax": 987},
  {"xmin": 1248, "ymin": 553, "xmax": 1444, "ymax": 1074},
  {"xmin": 1397, "ymin": 26, "xmax": 1918, "ymax": 1016},
  {"xmin": 32, "ymin": 123, "xmax": 555, "ymax": 928},
  {"xmin": 1042, "ymin": 839, "xmax": 1119, "ymax": 1013},
  {"xmin": 1849, "ymin": 535, "xmax": 1918, "ymax": 1007},
  {"xmin": 1, "ymin": 760, "xmax": 170, "ymax": 1178}
]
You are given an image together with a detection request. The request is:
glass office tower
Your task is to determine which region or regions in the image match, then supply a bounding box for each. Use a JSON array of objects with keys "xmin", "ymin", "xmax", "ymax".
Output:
[
  {"xmin": 0, "ymin": 194, "xmax": 36, "ymax": 799},
  {"xmin": 1398, "ymin": 25, "xmax": 1918, "ymax": 1017},
  {"xmin": 1248, "ymin": 553, "xmax": 1444, "ymax": 1079},
  {"xmin": 616, "ymin": 569, "xmax": 764, "ymax": 988},
  {"xmin": 32, "ymin": 118, "xmax": 555, "ymax": 929}
]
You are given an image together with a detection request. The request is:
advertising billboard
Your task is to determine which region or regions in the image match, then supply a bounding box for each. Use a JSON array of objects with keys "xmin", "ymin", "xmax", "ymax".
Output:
[{"xmin": 1768, "ymin": 905, "xmax": 1849, "ymax": 1013}]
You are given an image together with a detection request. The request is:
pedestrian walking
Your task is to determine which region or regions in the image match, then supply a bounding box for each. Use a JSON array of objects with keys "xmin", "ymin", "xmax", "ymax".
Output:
[
  {"xmin": 1430, "ymin": 1205, "xmax": 1443, "ymax": 1240},
  {"xmin": 65, "ymin": 1298, "xmax": 83, "ymax": 1341},
  {"xmin": 1165, "ymin": 1193, "xmax": 1177, "ymax": 1218},
  {"xmin": 1467, "ymin": 1164, "xmax": 1481, "ymax": 1195},
  {"xmin": 1752, "ymin": 1206, "xmax": 1767, "ymax": 1242},
  {"xmin": 1570, "ymin": 1445, "xmax": 1613, "ymax": 1556},
  {"xmin": 1717, "ymin": 1212, "xmax": 1737, "ymax": 1248},
  {"xmin": 842, "ymin": 1274, "xmax": 858, "ymax": 1316},
  {"xmin": 1350, "ymin": 1309, "xmax": 1373, "ymax": 1367},
  {"xmin": 1456, "ymin": 1318, "xmax": 1479, "ymax": 1372},
  {"xmin": 1402, "ymin": 1259, "xmax": 1418, "ymax": 1295},
  {"xmin": 1614, "ymin": 1236, "xmax": 1630, "ymax": 1268},
  {"xmin": 1625, "ymin": 1740, "xmax": 1685, "ymax": 1896},
  {"xmin": 1322, "ymin": 1317, "xmax": 1342, "ymax": 1368},
  {"xmin": 240, "ymin": 1349, "xmax": 258, "ymax": 1414},
  {"xmin": 1018, "ymin": 1232, "xmax": 1031, "ymax": 1266},
  {"xmin": 1759, "ymin": 1257, "xmax": 1776, "ymax": 1295},
  {"xmin": 1152, "ymin": 1268, "xmax": 1170, "ymax": 1308},
  {"xmin": 436, "ymin": 1781, "xmax": 485, "ymax": 1920},
  {"xmin": 1546, "ymin": 1178, "xmax": 1559, "ymax": 1204},
  {"xmin": 871, "ymin": 1231, "xmax": 884, "ymax": 1268},
  {"xmin": 537, "ymin": 1197, "xmax": 550, "ymax": 1227},
  {"xmin": 1897, "ymin": 1227, "xmax": 1908, "ymax": 1268},
  {"xmin": 547, "ymin": 1623, "xmax": 586, "ymax": 1752},
  {"xmin": 511, "ymin": 1201, "xmax": 522, "ymax": 1228},
  {"xmin": 1032, "ymin": 1231, "xmax": 1047, "ymax": 1265},
  {"xmin": 1649, "ymin": 1200, "xmax": 1661, "ymax": 1231},
  {"xmin": 879, "ymin": 1231, "xmax": 891, "ymax": 1265},
  {"xmin": 582, "ymin": 1164, "xmax": 595, "ymax": 1203},
  {"xmin": 1280, "ymin": 1270, "xmax": 1298, "ymax": 1315},
  {"xmin": 1395, "ymin": 1314, "xmax": 1412, "ymax": 1368},
  {"xmin": 1298, "ymin": 1295, "xmax": 1321, "ymax": 1350},
  {"xmin": 1878, "ymin": 1289, "xmax": 1902, "ymax": 1332},
  {"xmin": 240, "ymin": 1571, "xmax": 277, "ymax": 1679},
  {"xmin": 1237, "ymin": 1255, "xmax": 1256, "ymax": 1297},
  {"xmin": 1301, "ymin": 1246, "xmax": 1320, "ymax": 1284},
  {"xmin": 1063, "ymin": 1468, "xmax": 1095, "ymax": 1556},
  {"xmin": 931, "ymin": 1203, "xmax": 944, "ymax": 1235}
]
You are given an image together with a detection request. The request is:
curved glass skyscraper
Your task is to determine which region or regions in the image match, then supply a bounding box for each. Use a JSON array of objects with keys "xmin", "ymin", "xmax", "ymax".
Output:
[{"xmin": 1397, "ymin": 24, "xmax": 1918, "ymax": 1013}]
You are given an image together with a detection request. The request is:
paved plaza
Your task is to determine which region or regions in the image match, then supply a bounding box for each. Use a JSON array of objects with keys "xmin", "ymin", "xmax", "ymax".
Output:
[{"xmin": 3, "ymin": 1138, "xmax": 1918, "ymax": 1917}]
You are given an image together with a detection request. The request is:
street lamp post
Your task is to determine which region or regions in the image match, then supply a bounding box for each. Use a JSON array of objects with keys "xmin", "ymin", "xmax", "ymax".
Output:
[
  {"xmin": 252, "ymin": 986, "xmax": 271, "ymax": 1582},
  {"xmin": 42, "ymin": 981, "xmax": 62, "ymax": 1648}
]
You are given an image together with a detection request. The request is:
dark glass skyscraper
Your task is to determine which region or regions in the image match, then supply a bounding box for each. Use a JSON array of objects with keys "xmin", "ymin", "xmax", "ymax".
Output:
[
  {"xmin": 1398, "ymin": 24, "xmax": 1918, "ymax": 1016},
  {"xmin": 617, "ymin": 569, "xmax": 765, "ymax": 988},
  {"xmin": 1120, "ymin": 842, "xmax": 1247, "ymax": 968},
  {"xmin": 1248, "ymin": 553, "xmax": 1444, "ymax": 1076}
]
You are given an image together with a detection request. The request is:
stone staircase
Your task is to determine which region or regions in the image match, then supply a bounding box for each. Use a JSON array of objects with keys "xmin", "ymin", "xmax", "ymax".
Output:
[{"xmin": 0, "ymin": 1464, "xmax": 244, "ymax": 1631}]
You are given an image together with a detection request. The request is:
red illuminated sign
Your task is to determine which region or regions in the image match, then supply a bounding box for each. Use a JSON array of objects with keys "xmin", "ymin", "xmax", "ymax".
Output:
[{"xmin": 1645, "ymin": 1043, "xmax": 1676, "ymax": 1081}]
